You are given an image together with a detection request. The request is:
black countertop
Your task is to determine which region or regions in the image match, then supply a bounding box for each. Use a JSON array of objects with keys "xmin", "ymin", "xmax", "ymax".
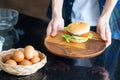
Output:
[{"xmin": 0, "ymin": 14, "xmax": 120, "ymax": 80}]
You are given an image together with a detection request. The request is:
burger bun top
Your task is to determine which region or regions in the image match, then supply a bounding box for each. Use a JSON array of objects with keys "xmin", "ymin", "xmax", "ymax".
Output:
[{"xmin": 66, "ymin": 22, "xmax": 90, "ymax": 35}]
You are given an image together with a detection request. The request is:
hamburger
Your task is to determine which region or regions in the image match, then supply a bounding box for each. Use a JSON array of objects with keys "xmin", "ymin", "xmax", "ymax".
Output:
[{"xmin": 62, "ymin": 22, "xmax": 93, "ymax": 43}]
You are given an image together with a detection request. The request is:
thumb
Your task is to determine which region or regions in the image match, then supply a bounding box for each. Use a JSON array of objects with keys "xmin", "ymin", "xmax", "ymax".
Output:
[
  {"xmin": 97, "ymin": 27, "xmax": 106, "ymax": 41},
  {"xmin": 51, "ymin": 24, "xmax": 58, "ymax": 37},
  {"xmin": 46, "ymin": 23, "xmax": 52, "ymax": 36}
]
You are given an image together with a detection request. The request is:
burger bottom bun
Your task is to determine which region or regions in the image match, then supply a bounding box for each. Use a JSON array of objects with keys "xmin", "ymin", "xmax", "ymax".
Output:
[{"xmin": 70, "ymin": 38, "xmax": 88, "ymax": 43}]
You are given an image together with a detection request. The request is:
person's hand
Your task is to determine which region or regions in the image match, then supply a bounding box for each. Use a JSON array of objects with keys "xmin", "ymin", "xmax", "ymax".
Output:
[
  {"xmin": 97, "ymin": 16, "xmax": 111, "ymax": 47},
  {"xmin": 46, "ymin": 17, "xmax": 64, "ymax": 37}
]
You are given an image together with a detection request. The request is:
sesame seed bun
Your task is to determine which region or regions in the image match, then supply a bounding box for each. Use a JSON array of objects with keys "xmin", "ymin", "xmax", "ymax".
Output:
[{"xmin": 66, "ymin": 22, "xmax": 90, "ymax": 36}]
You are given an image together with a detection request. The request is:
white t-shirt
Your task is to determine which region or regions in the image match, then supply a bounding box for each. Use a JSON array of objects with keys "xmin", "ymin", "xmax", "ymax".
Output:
[{"xmin": 71, "ymin": 0, "xmax": 100, "ymax": 26}]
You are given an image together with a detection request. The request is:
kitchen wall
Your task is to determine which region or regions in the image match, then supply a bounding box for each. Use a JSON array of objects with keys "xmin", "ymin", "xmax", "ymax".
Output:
[{"xmin": 0, "ymin": 0, "xmax": 49, "ymax": 21}]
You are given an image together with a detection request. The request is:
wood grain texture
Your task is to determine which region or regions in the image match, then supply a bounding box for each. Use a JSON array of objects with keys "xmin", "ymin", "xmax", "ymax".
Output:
[{"xmin": 44, "ymin": 31, "xmax": 106, "ymax": 58}]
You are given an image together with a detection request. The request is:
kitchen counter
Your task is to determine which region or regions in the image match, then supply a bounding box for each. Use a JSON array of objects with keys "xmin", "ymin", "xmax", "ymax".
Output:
[{"xmin": 0, "ymin": 14, "xmax": 120, "ymax": 80}]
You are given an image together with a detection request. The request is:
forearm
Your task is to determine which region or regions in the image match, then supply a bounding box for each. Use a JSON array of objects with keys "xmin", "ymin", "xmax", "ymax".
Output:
[
  {"xmin": 52, "ymin": 0, "xmax": 63, "ymax": 18},
  {"xmin": 101, "ymin": 0, "xmax": 118, "ymax": 20}
]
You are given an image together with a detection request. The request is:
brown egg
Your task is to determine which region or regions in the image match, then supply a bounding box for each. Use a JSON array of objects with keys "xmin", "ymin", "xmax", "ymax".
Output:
[
  {"xmin": 5, "ymin": 59, "xmax": 17, "ymax": 65},
  {"xmin": 12, "ymin": 51, "xmax": 24, "ymax": 62},
  {"xmin": 19, "ymin": 59, "xmax": 32, "ymax": 66},
  {"xmin": 3, "ymin": 54, "xmax": 13, "ymax": 62},
  {"xmin": 24, "ymin": 45, "xmax": 34, "ymax": 59},
  {"xmin": 33, "ymin": 50, "xmax": 39, "ymax": 57},
  {"xmin": 30, "ymin": 56, "xmax": 40, "ymax": 64}
]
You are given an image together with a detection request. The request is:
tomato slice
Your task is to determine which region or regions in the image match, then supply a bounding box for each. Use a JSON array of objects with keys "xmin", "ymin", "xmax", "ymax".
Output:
[
  {"xmin": 80, "ymin": 32, "xmax": 90, "ymax": 37},
  {"xmin": 64, "ymin": 30, "xmax": 90, "ymax": 38}
]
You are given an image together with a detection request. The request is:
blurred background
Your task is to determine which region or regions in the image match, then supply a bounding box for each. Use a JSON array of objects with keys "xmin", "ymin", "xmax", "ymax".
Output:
[
  {"xmin": 0, "ymin": 0, "xmax": 49, "ymax": 21},
  {"xmin": 0, "ymin": 0, "xmax": 50, "ymax": 50}
]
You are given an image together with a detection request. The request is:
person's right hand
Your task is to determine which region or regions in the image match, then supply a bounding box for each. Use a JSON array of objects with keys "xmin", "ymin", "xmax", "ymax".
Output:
[
  {"xmin": 46, "ymin": 17, "xmax": 64, "ymax": 37},
  {"xmin": 97, "ymin": 16, "xmax": 111, "ymax": 48}
]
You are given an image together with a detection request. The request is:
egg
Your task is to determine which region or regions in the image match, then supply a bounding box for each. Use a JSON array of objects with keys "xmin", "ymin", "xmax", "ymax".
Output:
[
  {"xmin": 33, "ymin": 50, "xmax": 39, "ymax": 57},
  {"xmin": 3, "ymin": 54, "xmax": 13, "ymax": 62},
  {"xmin": 5, "ymin": 59, "xmax": 17, "ymax": 65},
  {"xmin": 30, "ymin": 56, "xmax": 40, "ymax": 64},
  {"xmin": 19, "ymin": 59, "xmax": 32, "ymax": 66},
  {"xmin": 12, "ymin": 51, "xmax": 24, "ymax": 62},
  {"xmin": 24, "ymin": 45, "xmax": 34, "ymax": 59}
]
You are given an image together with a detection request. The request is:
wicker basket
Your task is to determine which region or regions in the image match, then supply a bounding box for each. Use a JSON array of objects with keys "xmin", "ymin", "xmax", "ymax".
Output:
[{"xmin": 0, "ymin": 48, "xmax": 47, "ymax": 76}]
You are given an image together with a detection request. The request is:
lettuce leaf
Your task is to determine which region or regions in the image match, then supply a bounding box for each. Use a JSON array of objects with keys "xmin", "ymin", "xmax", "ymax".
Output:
[
  {"xmin": 62, "ymin": 33, "xmax": 93, "ymax": 43},
  {"xmin": 64, "ymin": 27, "xmax": 67, "ymax": 30},
  {"xmin": 88, "ymin": 33, "xmax": 93, "ymax": 39},
  {"xmin": 62, "ymin": 34, "xmax": 87, "ymax": 42},
  {"xmin": 62, "ymin": 33, "xmax": 71, "ymax": 42}
]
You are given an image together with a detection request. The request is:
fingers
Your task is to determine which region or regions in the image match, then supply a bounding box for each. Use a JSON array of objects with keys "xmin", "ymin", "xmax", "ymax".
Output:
[
  {"xmin": 51, "ymin": 22, "xmax": 58, "ymax": 37},
  {"xmin": 105, "ymin": 27, "xmax": 111, "ymax": 47},
  {"xmin": 46, "ymin": 22, "xmax": 52, "ymax": 36},
  {"xmin": 46, "ymin": 22, "xmax": 57, "ymax": 37},
  {"xmin": 58, "ymin": 23, "xmax": 64, "ymax": 31},
  {"xmin": 97, "ymin": 25, "xmax": 111, "ymax": 48},
  {"xmin": 51, "ymin": 22, "xmax": 64, "ymax": 36},
  {"xmin": 46, "ymin": 18, "xmax": 64, "ymax": 37},
  {"xmin": 46, "ymin": 20, "xmax": 58, "ymax": 37},
  {"xmin": 106, "ymin": 41, "xmax": 111, "ymax": 48},
  {"xmin": 46, "ymin": 24, "xmax": 64, "ymax": 37},
  {"xmin": 97, "ymin": 26, "xmax": 106, "ymax": 41}
]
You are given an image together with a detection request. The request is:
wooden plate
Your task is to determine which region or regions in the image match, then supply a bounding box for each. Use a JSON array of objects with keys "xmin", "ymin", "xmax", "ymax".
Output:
[{"xmin": 44, "ymin": 31, "xmax": 106, "ymax": 58}]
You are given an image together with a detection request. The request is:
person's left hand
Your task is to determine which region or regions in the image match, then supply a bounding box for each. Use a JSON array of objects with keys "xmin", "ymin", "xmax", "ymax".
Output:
[{"xmin": 97, "ymin": 16, "xmax": 111, "ymax": 47}]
